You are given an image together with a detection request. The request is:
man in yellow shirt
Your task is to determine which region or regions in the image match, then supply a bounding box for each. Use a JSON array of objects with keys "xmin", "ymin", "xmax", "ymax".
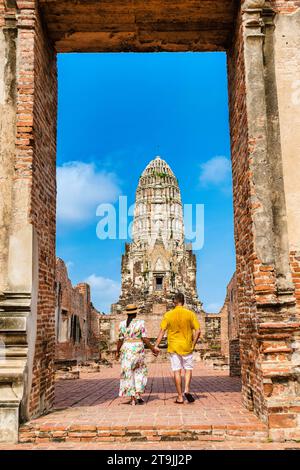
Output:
[{"xmin": 154, "ymin": 292, "xmax": 200, "ymax": 404}]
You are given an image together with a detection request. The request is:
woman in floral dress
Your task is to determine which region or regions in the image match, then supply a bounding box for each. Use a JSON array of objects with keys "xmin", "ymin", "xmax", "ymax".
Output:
[{"xmin": 116, "ymin": 304, "xmax": 158, "ymax": 405}]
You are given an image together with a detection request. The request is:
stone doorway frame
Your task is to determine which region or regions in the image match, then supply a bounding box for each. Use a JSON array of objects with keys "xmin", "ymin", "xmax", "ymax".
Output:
[{"xmin": 0, "ymin": 0, "xmax": 300, "ymax": 443}]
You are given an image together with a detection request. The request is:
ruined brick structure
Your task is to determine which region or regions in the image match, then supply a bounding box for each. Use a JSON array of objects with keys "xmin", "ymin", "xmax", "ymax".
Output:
[
  {"xmin": 112, "ymin": 156, "xmax": 202, "ymax": 316},
  {"xmin": 0, "ymin": 0, "xmax": 300, "ymax": 443},
  {"xmin": 100, "ymin": 308, "xmax": 225, "ymax": 365},
  {"xmin": 200, "ymin": 312, "xmax": 227, "ymax": 366},
  {"xmin": 226, "ymin": 273, "xmax": 241, "ymax": 376},
  {"xmin": 55, "ymin": 258, "xmax": 100, "ymax": 363},
  {"xmin": 220, "ymin": 273, "xmax": 241, "ymax": 376}
]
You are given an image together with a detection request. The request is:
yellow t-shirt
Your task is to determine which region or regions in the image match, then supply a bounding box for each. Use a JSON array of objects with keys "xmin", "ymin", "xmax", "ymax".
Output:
[{"xmin": 160, "ymin": 306, "xmax": 200, "ymax": 356}]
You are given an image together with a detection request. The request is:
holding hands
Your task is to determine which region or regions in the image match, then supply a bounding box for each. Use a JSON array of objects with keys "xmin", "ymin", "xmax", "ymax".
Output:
[{"xmin": 151, "ymin": 345, "xmax": 160, "ymax": 357}]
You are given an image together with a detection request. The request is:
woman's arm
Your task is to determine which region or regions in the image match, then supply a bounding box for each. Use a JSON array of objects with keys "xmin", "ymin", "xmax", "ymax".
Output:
[
  {"xmin": 115, "ymin": 339, "xmax": 124, "ymax": 359},
  {"xmin": 142, "ymin": 337, "xmax": 159, "ymax": 356}
]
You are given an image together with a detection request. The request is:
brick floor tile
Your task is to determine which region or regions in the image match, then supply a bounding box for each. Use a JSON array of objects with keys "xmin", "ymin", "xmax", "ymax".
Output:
[{"xmin": 15, "ymin": 363, "xmax": 273, "ymax": 445}]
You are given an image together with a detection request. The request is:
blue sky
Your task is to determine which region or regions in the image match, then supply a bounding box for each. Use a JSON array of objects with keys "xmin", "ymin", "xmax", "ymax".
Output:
[{"xmin": 56, "ymin": 52, "xmax": 235, "ymax": 313}]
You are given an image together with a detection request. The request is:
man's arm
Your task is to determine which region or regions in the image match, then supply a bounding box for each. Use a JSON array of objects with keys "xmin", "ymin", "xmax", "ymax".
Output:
[
  {"xmin": 192, "ymin": 329, "xmax": 200, "ymax": 351},
  {"xmin": 142, "ymin": 337, "xmax": 159, "ymax": 356},
  {"xmin": 154, "ymin": 329, "xmax": 166, "ymax": 352}
]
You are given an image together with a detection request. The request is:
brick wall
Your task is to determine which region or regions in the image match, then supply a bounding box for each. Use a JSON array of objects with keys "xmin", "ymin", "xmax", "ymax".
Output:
[
  {"xmin": 228, "ymin": 4, "xmax": 278, "ymax": 416},
  {"xmin": 228, "ymin": 2, "xmax": 300, "ymax": 433},
  {"xmin": 229, "ymin": 339, "xmax": 241, "ymax": 377},
  {"xmin": 220, "ymin": 300, "xmax": 229, "ymax": 358},
  {"xmin": 227, "ymin": 274, "xmax": 239, "ymax": 341},
  {"xmin": 227, "ymin": 7, "xmax": 258, "ymax": 412},
  {"xmin": 204, "ymin": 315, "xmax": 221, "ymax": 343},
  {"xmin": 12, "ymin": 2, "xmax": 58, "ymax": 420},
  {"xmin": 290, "ymin": 252, "xmax": 300, "ymax": 313},
  {"xmin": 271, "ymin": 0, "xmax": 300, "ymax": 13},
  {"xmin": 226, "ymin": 273, "xmax": 242, "ymax": 375},
  {"xmin": 100, "ymin": 307, "xmax": 213, "ymax": 356},
  {"xmin": 55, "ymin": 258, "xmax": 101, "ymax": 363},
  {"xmin": 89, "ymin": 304, "xmax": 102, "ymax": 351}
]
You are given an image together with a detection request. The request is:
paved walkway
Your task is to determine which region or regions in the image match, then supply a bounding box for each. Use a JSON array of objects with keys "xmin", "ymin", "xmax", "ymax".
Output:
[
  {"xmin": 50, "ymin": 362, "xmax": 260, "ymax": 428},
  {"xmin": 18, "ymin": 362, "xmax": 269, "ymax": 445},
  {"xmin": 2, "ymin": 441, "xmax": 300, "ymax": 450}
]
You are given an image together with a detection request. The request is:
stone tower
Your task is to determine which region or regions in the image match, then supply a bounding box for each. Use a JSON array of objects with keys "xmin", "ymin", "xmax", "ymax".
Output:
[{"xmin": 112, "ymin": 156, "xmax": 202, "ymax": 315}]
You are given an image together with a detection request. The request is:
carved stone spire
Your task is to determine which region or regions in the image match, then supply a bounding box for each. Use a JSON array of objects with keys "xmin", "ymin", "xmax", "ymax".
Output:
[
  {"xmin": 112, "ymin": 156, "xmax": 202, "ymax": 316},
  {"xmin": 132, "ymin": 156, "xmax": 184, "ymax": 249}
]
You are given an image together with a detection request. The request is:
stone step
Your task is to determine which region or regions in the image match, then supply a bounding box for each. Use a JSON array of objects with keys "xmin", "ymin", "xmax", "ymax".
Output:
[{"xmin": 19, "ymin": 423, "xmax": 269, "ymax": 444}]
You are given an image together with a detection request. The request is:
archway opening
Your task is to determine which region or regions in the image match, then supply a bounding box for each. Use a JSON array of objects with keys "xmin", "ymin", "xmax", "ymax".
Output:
[{"xmin": 51, "ymin": 51, "xmax": 251, "ymax": 435}]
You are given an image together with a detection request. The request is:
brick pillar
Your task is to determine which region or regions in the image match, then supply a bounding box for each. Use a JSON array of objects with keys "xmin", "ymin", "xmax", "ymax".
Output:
[
  {"xmin": 0, "ymin": 1, "xmax": 57, "ymax": 442},
  {"xmin": 228, "ymin": 0, "xmax": 300, "ymax": 438}
]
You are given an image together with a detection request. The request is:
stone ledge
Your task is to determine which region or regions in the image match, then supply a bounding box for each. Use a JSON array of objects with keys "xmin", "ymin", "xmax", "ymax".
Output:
[{"xmin": 19, "ymin": 423, "xmax": 269, "ymax": 444}]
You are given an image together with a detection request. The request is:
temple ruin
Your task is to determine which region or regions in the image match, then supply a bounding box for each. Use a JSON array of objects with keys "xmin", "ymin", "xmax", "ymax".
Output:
[
  {"xmin": 112, "ymin": 156, "xmax": 202, "ymax": 315},
  {"xmin": 55, "ymin": 258, "xmax": 101, "ymax": 365},
  {"xmin": 0, "ymin": 0, "xmax": 300, "ymax": 443}
]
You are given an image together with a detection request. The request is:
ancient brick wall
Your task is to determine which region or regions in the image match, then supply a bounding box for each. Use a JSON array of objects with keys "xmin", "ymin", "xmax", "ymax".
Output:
[
  {"xmin": 55, "ymin": 258, "xmax": 100, "ymax": 362},
  {"xmin": 88, "ymin": 304, "xmax": 102, "ymax": 354},
  {"xmin": 227, "ymin": 7, "xmax": 258, "ymax": 412},
  {"xmin": 290, "ymin": 252, "xmax": 300, "ymax": 312},
  {"xmin": 229, "ymin": 339, "xmax": 241, "ymax": 377},
  {"xmin": 227, "ymin": 274, "xmax": 239, "ymax": 341},
  {"xmin": 101, "ymin": 309, "xmax": 218, "ymax": 360},
  {"xmin": 220, "ymin": 300, "xmax": 229, "ymax": 359},
  {"xmin": 204, "ymin": 315, "xmax": 221, "ymax": 342},
  {"xmin": 271, "ymin": 0, "xmax": 300, "ymax": 13},
  {"xmin": 227, "ymin": 2, "xmax": 300, "ymax": 435},
  {"xmin": 226, "ymin": 273, "xmax": 241, "ymax": 375},
  {"xmin": 38, "ymin": 0, "xmax": 236, "ymax": 53},
  {"xmin": 272, "ymin": 1, "xmax": 300, "ymax": 326},
  {"xmin": 11, "ymin": 2, "xmax": 58, "ymax": 421}
]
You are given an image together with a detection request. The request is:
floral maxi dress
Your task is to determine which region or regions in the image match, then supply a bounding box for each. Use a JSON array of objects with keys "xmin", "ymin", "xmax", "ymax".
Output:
[{"xmin": 118, "ymin": 319, "xmax": 148, "ymax": 397}]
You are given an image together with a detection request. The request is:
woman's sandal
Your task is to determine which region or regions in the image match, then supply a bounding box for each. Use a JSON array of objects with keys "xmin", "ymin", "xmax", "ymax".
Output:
[{"xmin": 174, "ymin": 399, "xmax": 184, "ymax": 404}]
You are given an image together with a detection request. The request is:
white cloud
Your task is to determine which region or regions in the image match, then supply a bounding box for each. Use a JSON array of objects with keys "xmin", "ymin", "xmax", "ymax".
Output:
[
  {"xmin": 85, "ymin": 274, "xmax": 121, "ymax": 313},
  {"xmin": 199, "ymin": 156, "xmax": 231, "ymax": 187},
  {"xmin": 57, "ymin": 161, "xmax": 121, "ymax": 225}
]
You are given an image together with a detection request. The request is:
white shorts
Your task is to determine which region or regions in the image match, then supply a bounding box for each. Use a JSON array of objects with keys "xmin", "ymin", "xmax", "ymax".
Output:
[{"xmin": 169, "ymin": 353, "xmax": 194, "ymax": 371}]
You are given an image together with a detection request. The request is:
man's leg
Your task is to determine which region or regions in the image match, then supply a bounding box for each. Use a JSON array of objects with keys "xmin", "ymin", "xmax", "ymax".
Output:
[
  {"xmin": 173, "ymin": 370, "xmax": 184, "ymax": 402},
  {"xmin": 183, "ymin": 354, "xmax": 195, "ymax": 402},
  {"xmin": 184, "ymin": 369, "xmax": 192, "ymax": 394},
  {"xmin": 170, "ymin": 354, "xmax": 184, "ymax": 402}
]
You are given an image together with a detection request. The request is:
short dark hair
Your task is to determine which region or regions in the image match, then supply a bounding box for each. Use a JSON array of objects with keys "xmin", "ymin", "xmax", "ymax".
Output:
[{"xmin": 174, "ymin": 292, "xmax": 184, "ymax": 305}]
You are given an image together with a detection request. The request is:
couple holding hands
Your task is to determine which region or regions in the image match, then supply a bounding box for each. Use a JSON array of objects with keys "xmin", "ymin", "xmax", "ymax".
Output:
[{"xmin": 116, "ymin": 292, "xmax": 201, "ymax": 405}]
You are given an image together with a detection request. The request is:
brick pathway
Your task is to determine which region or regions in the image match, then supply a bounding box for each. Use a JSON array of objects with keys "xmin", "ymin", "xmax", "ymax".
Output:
[
  {"xmin": 2, "ymin": 441, "xmax": 300, "ymax": 450},
  {"xmin": 18, "ymin": 362, "xmax": 270, "ymax": 444}
]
